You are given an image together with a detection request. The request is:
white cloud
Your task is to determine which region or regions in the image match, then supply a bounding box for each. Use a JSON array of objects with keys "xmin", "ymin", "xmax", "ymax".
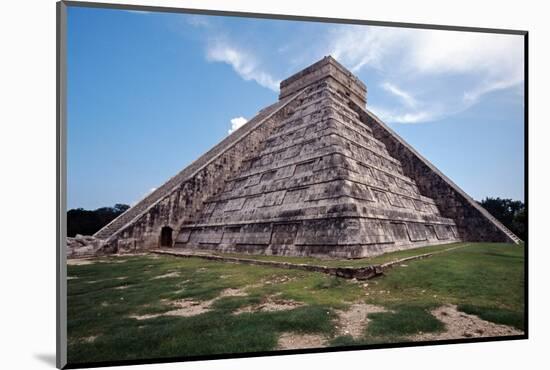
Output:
[
  {"xmin": 369, "ymin": 105, "xmax": 439, "ymax": 124},
  {"xmin": 374, "ymin": 82, "xmax": 443, "ymax": 124},
  {"xmin": 206, "ymin": 41, "xmax": 280, "ymax": 91},
  {"xmin": 406, "ymin": 30, "xmax": 523, "ymax": 77},
  {"xmin": 381, "ymin": 82, "xmax": 418, "ymax": 108},
  {"xmin": 228, "ymin": 116, "xmax": 248, "ymax": 134},
  {"xmin": 191, "ymin": 22, "xmax": 523, "ymax": 124},
  {"xmin": 407, "ymin": 30, "xmax": 524, "ymax": 105},
  {"xmin": 326, "ymin": 26, "xmax": 524, "ymax": 123},
  {"xmin": 328, "ymin": 26, "xmax": 523, "ymax": 81},
  {"xmin": 125, "ymin": 10, "xmax": 152, "ymax": 14},
  {"xmin": 329, "ymin": 26, "xmax": 406, "ymax": 72},
  {"xmin": 463, "ymin": 75, "xmax": 524, "ymax": 104}
]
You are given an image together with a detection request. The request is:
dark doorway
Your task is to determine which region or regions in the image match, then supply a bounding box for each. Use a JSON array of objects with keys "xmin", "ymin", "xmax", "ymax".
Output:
[{"xmin": 160, "ymin": 226, "xmax": 173, "ymax": 247}]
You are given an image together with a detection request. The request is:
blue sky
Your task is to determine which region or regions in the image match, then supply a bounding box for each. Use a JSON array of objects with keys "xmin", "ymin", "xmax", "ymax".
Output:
[{"xmin": 67, "ymin": 6, "xmax": 525, "ymax": 210}]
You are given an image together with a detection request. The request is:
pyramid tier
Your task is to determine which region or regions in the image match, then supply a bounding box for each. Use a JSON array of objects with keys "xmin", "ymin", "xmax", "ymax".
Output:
[{"xmin": 175, "ymin": 83, "xmax": 460, "ymax": 257}]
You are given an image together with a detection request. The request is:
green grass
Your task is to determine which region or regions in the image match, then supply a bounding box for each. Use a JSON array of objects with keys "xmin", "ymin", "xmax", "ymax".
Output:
[
  {"xmin": 363, "ymin": 243, "xmax": 525, "ymax": 310},
  {"xmin": 457, "ymin": 304, "xmax": 525, "ymax": 330},
  {"xmin": 67, "ymin": 242, "xmax": 525, "ymax": 364},
  {"xmin": 367, "ymin": 305, "xmax": 444, "ymax": 336}
]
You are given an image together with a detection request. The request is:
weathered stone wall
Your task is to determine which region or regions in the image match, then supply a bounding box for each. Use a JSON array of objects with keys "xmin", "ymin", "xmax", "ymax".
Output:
[
  {"xmin": 67, "ymin": 235, "xmax": 105, "ymax": 259},
  {"xmin": 97, "ymin": 94, "xmax": 304, "ymax": 253},
  {"xmin": 175, "ymin": 79, "xmax": 461, "ymax": 258},
  {"xmin": 352, "ymin": 105, "xmax": 520, "ymax": 244},
  {"xmin": 280, "ymin": 56, "xmax": 367, "ymax": 107}
]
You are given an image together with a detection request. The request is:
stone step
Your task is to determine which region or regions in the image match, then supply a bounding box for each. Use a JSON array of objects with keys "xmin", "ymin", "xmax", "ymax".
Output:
[{"xmin": 93, "ymin": 95, "xmax": 298, "ymax": 240}]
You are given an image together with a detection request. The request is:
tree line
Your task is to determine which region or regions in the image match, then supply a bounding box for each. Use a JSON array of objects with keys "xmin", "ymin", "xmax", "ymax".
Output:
[
  {"xmin": 67, "ymin": 204, "xmax": 130, "ymax": 237},
  {"xmin": 478, "ymin": 197, "xmax": 526, "ymax": 241},
  {"xmin": 67, "ymin": 198, "xmax": 526, "ymax": 241}
]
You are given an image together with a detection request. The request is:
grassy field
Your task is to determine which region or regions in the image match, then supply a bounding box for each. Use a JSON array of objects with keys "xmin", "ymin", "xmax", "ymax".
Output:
[{"xmin": 66, "ymin": 242, "xmax": 525, "ymax": 365}]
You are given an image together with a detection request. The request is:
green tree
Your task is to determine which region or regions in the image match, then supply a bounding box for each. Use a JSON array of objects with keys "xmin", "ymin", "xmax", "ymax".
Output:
[
  {"xmin": 67, "ymin": 204, "xmax": 130, "ymax": 237},
  {"xmin": 479, "ymin": 197, "xmax": 526, "ymax": 241}
]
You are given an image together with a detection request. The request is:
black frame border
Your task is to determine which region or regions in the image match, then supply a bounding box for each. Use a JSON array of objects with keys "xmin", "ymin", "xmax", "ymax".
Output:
[{"xmin": 56, "ymin": 1, "xmax": 529, "ymax": 369}]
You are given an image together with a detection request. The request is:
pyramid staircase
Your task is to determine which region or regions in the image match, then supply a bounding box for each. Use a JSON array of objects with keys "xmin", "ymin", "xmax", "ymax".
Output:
[{"xmin": 94, "ymin": 96, "xmax": 296, "ymax": 241}]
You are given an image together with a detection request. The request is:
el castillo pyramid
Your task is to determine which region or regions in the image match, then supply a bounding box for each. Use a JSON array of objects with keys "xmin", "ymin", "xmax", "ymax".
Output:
[{"xmin": 89, "ymin": 56, "xmax": 521, "ymax": 258}]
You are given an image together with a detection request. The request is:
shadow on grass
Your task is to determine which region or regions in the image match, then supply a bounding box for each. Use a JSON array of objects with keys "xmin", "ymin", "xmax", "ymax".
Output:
[
  {"xmin": 367, "ymin": 305, "xmax": 444, "ymax": 337},
  {"xmin": 457, "ymin": 304, "xmax": 525, "ymax": 331},
  {"xmin": 68, "ymin": 305, "xmax": 335, "ymax": 364}
]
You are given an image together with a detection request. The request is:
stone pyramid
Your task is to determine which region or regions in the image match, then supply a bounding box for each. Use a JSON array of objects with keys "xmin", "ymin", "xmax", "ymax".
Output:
[{"xmin": 92, "ymin": 56, "xmax": 521, "ymax": 258}]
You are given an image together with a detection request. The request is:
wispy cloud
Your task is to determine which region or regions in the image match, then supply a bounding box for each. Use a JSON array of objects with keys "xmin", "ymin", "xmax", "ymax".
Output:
[
  {"xmin": 187, "ymin": 19, "xmax": 522, "ymax": 124},
  {"xmin": 206, "ymin": 40, "xmax": 280, "ymax": 91},
  {"xmin": 228, "ymin": 116, "xmax": 248, "ymax": 134},
  {"xmin": 326, "ymin": 26, "xmax": 524, "ymax": 123},
  {"xmin": 374, "ymin": 82, "xmax": 442, "ymax": 124},
  {"xmin": 124, "ymin": 10, "xmax": 152, "ymax": 15},
  {"xmin": 381, "ymin": 82, "xmax": 418, "ymax": 108},
  {"xmin": 328, "ymin": 26, "xmax": 405, "ymax": 72},
  {"xmin": 369, "ymin": 105, "xmax": 440, "ymax": 124},
  {"xmin": 463, "ymin": 75, "xmax": 524, "ymax": 104},
  {"xmin": 328, "ymin": 26, "xmax": 523, "ymax": 81}
]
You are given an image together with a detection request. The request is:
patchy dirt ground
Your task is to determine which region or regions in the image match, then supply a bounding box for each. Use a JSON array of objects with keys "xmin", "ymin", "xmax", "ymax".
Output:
[
  {"xmin": 151, "ymin": 271, "xmax": 180, "ymax": 280},
  {"xmin": 234, "ymin": 296, "xmax": 304, "ymax": 315},
  {"xmin": 161, "ymin": 299, "xmax": 213, "ymax": 317},
  {"xmin": 107, "ymin": 259, "xmax": 128, "ymax": 264},
  {"xmin": 218, "ymin": 288, "xmax": 248, "ymax": 298},
  {"xmin": 67, "ymin": 259, "xmax": 95, "ymax": 266},
  {"xmin": 277, "ymin": 303, "xmax": 522, "ymax": 350},
  {"xmin": 130, "ymin": 287, "xmax": 251, "ymax": 320},
  {"xmin": 263, "ymin": 275, "xmax": 296, "ymax": 285},
  {"xmin": 82, "ymin": 335, "xmax": 98, "ymax": 343},
  {"xmin": 127, "ymin": 292, "xmax": 522, "ymax": 342},
  {"xmin": 68, "ymin": 245, "xmax": 524, "ymax": 364},
  {"xmin": 334, "ymin": 303, "xmax": 387, "ymax": 338},
  {"xmin": 131, "ymin": 299, "xmax": 213, "ymax": 320},
  {"xmin": 277, "ymin": 332, "xmax": 327, "ymax": 350},
  {"xmin": 410, "ymin": 305, "xmax": 523, "ymax": 341}
]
